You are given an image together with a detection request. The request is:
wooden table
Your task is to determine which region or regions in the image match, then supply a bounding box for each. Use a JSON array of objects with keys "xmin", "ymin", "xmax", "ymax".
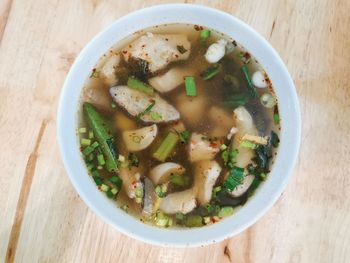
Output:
[{"xmin": 1, "ymin": 0, "xmax": 349, "ymax": 262}]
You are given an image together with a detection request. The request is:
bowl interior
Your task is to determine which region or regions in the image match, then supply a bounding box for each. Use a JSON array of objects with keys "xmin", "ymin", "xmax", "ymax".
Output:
[{"xmin": 57, "ymin": 4, "xmax": 300, "ymax": 247}]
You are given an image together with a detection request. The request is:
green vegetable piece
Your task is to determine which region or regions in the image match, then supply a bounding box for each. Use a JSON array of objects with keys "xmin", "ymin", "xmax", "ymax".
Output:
[
  {"xmin": 154, "ymin": 211, "xmax": 171, "ymax": 227},
  {"xmin": 221, "ymin": 148, "xmax": 239, "ymax": 169},
  {"xmin": 223, "ymin": 166, "xmax": 245, "ymax": 191},
  {"xmin": 270, "ymin": 131, "xmax": 280, "ymax": 148},
  {"xmin": 93, "ymin": 176, "xmax": 102, "ymax": 186},
  {"xmin": 241, "ymin": 64, "xmax": 257, "ymax": 98},
  {"xmin": 106, "ymin": 189, "xmax": 114, "ymax": 198},
  {"xmin": 155, "ymin": 185, "xmax": 167, "ymax": 198},
  {"xmin": 97, "ymin": 154, "xmax": 106, "ymax": 166},
  {"xmin": 184, "ymin": 215, "xmax": 203, "ymax": 227},
  {"xmin": 86, "ymin": 162, "xmax": 95, "ymax": 171},
  {"xmin": 240, "ymin": 140, "xmax": 257, "ymax": 149},
  {"xmin": 100, "ymin": 184, "xmax": 109, "ymax": 192},
  {"xmin": 78, "ymin": 127, "xmax": 87, "ymax": 133},
  {"xmin": 80, "ymin": 138, "xmax": 91, "ymax": 146},
  {"xmin": 127, "ymin": 76, "xmax": 154, "ymax": 96},
  {"xmin": 88, "ymin": 130, "xmax": 94, "ymax": 139},
  {"xmin": 153, "ymin": 132, "xmax": 179, "ymax": 161},
  {"xmin": 108, "ymin": 175, "xmax": 122, "ymax": 187},
  {"xmin": 111, "ymin": 188, "xmax": 119, "ymax": 195},
  {"xmin": 128, "ymin": 153, "xmax": 140, "ymax": 168},
  {"xmin": 137, "ymin": 101, "xmax": 155, "ymax": 120},
  {"xmin": 170, "ymin": 174, "xmax": 191, "ymax": 188},
  {"xmin": 185, "ymin": 76, "xmax": 197, "ymax": 96},
  {"xmin": 201, "ymin": 64, "xmax": 222, "ymax": 80},
  {"xmin": 200, "ymin": 29, "xmax": 211, "ymax": 42},
  {"xmin": 218, "ymin": 206, "xmax": 234, "ymax": 218},
  {"xmin": 150, "ymin": 111, "xmax": 162, "ymax": 121},
  {"xmin": 179, "ymin": 131, "xmax": 191, "ymax": 143},
  {"xmin": 247, "ymin": 177, "xmax": 261, "ymax": 197},
  {"xmin": 111, "ymin": 102, "xmax": 117, "ymax": 109},
  {"xmin": 273, "ymin": 114, "xmax": 280, "ymax": 125},
  {"xmin": 83, "ymin": 103, "xmax": 119, "ymax": 172}
]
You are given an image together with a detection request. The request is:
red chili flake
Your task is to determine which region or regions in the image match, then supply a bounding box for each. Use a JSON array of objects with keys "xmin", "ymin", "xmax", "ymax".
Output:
[
  {"xmin": 244, "ymin": 52, "xmax": 251, "ymax": 60},
  {"xmin": 194, "ymin": 25, "xmax": 201, "ymax": 31},
  {"xmin": 175, "ymin": 54, "xmax": 179, "ymax": 58},
  {"xmin": 165, "ymin": 38, "xmax": 169, "ymax": 41},
  {"xmin": 92, "ymin": 68, "xmax": 96, "ymax": 72}
]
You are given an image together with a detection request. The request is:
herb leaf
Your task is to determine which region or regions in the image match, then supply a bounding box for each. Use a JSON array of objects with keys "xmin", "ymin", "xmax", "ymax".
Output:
[{"xmin": 223, "ymin": 166, "xmax": 245, "ymax": 191}]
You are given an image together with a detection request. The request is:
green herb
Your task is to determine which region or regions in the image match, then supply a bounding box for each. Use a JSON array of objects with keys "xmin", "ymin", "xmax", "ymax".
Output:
[
  {"xmin": 111, "ymin": 188, "xmax": 119, "ymax": 195},
  {"xmin": 223, "ymin": 166, "xmax": 245, "ymax": 191},
  {"xmin": 175, "ymin": 213, "xmax": 185, "ymax": 222},
  {"xmin": 88, "ymin": 130, "xmax": 94, "ymax": 139},
  {"xmin": 221, "ymin": 149, "xmax": 239, "ymax": 169},
  {"xmin": 80, "ymin": 138, "xmax": 91, "ymax": 146},
  {"xmin": 127, "ymin": 58, "xmax": 149, "ymax": 81},
  {"xmin": 127, "ymin": 76, "xmax": 154, "ymax": 95},
  {"xmin": 97, "ymin": 154, "xmax": 105, "ymax": 166},
  {"xmin": 240, "ymin": 140, "xmax": 257, "ymax": 149},
  {"xmin": 185, "ymin": 76, "xmax": 197, "ymax": 96},
  {"xmin": 254, "ymin": 145, "xmax": 270, "ymax": 171},
  {"xmin": 220, "ymin": 144, "xmax": 227, "ymax": 151},
  {"xmin": 179, "ymin": 131, "xmax": 191, "ymax": 143},
  {"xmin": 121, "ymin": 204, "xmax": 129, "ymax": 213},
  {"xmin": 137, "ymin": 101, "xmax": 155, "ymax": 120},
  {"xmin": 155, "ymin": 185, "xmax": 167, "ymax": 198},
  {"xmin": 223, "ymin": 94, "xmax": 247, "ymax": 108},
  {"xmin": 218, "ymin": 206, "xmax": 234, "ymax": 218},
  {"xmin": 205, "ymin": 204, "xmax": 220, "ymax": 215},
  {"xmin": 86, "ymin": 153, "xmax": 94, "ymax": 162},
  {"xmin": 247, "ymin": 177, "xmax": 261, "ymax": 197},
  {"xmin": 92, "ymin": 175, "xmax": 102, "ymax": 186},
  {"xmin": 153, "ymin": 132, "xmax": 179, "ymax": 161},
  {"xmin": 128, "ymin": 153, "xmax": 140, "ymax": 168},
  {"xmin": 199, "ymin": 29, "xmax": 211, "ymax": 43},
  {"xmin": 200, "ymin": 64, "xmax": 222, "ymax": 80},
  {"xmin": 106, "ymin": 189, "xmax": 114, "ymax": 198},
  {"xmin": 100, "ymin": 184, "xmax": 109, "ymax": 192},
  {"xmin": 273, "ymin": 114, "xmax": 280, "ymax": 125},
  {"xmin": 176, "ymin": 45, "xmax": 187, "ymax": 54},
  {"xmin": 86, "ymin": 162, "xmax": 95, "ymax": 171},
  {"xmin": 150, "ymin": 111, "xmax": 162, "ymax": 121},
  {"xmin": 78, "ymin": 127, "xmax": 87, "ymax": 133},
  {"xmin": 170, "ymin": 173, "xmax": 191, "ymax": 188},
  {"xmin": 111, "ymin": 102, "xmax": 117, "ymax": 109},
  {"xmin": 241, "ymin": 64, "xmax": 257, "ymax": 98},
  {"xmin": 184, "ymin": 215, "xmax": 203, "ymax": 227},
  {"xmin": 154, "ymin": 211, "xmax": 172, "ymax": 227},
  {"xmin": 270, "ymin": 131, "xmax": 280, "ymax": 148},
  {"xmin": 82, "ymin": 141, "xmax": 99, "ymax": 156},
  {"xmin": 108, "ymin": 175, "xmax": 122, "ymax": 188}
]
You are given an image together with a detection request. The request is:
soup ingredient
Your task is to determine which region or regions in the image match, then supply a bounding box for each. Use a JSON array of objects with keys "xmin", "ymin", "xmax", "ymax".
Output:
[
  {"xmin": 149, "ymin": 162, "xmax": 186, "ymax": 184},
  {"xmin": 122, "ymin": 124, "xmax": 158, "ymax": 151},
  {"xmin": 170, "ymin": 173, "xmax": 191, "ymax": 188},
  {"xmin": 241, "ymin": 134, "xmax": 268, "ymax": 145},
  {"xmin": 185, "ymin": 76, "xmax": 197, "ymax": 96},
  {"xmin": 142, "ymin": 177, "xmax": 157, "ymax": 216},
  {"xmin": 83, "ymin": 103, "xmax": 119, "ymax": 172},
  {"xmin": 114, "ymin": 111, "xmax": 137, "ymax": 131},
  {"xmin": 159, "ymin": 189, "xmax": 196, "ymax": 214},
  {"xmin": 153, "ymin": 132, "xmax": 179, "ymax": 161},
  {"xmin": 201, "ymin": 64, "xmax": 222, "ymax": 80},
  {"xmin": 175, "ymin": 92, "xmax": 207, "ymax": 126},
  {"xmin": 99, "ymin": 53, "xmax": 121, "ymax": 86},
  {"xmin": 260, "ymin": 93, "xmax": 277, "ymax": 108},
  {"xmin": 149, "ymin": 67, "xmax": 195, "ymax": 93},
  {"xmin": 230, "ymin": 174, "xmax": 255, "ymax": 197},
  {"xmin": 119, "ymin": 166, "xmax": 143, "ymax": 201},
  {"xmin": 218, "ymin": 206, "xmax": 234, "ymax": 218},
  {"xmin": 194, "ymin": 160, "xmax": 222, "ymax": 205},
  {"xmin": 189, "ymin": 133, "xmax": 220, "ymax": 162},
  {"xmin": 223, "ymin": 166, "xmax": 245, "ymax": 191},
  {"xmin": 127, "ymin": 76, "xmax": 154, "ymax": 96},
  {"xmin": 252, "ymin": 70, "xmax": 268, "ymax": 88},
  {"xmin": 183, "ymin": 215, "xmax": 203, "ymax": 227},
  {"xmin": 122, "ymin": 33, "xmax": 191, "ymax": 72},
  {"xmin": 109, "ymin": 86, "xmax": 180, "ymax": 123},
  {"xmin": 205, "ymin": 39, "xmax": 227, "ymax": 63},
  {"xmin": 241, "ymin": 64, "xmax": 258, "ymax": 98},
  {"xmin": 200, "ymin": 29, "xmax": 211, "ymax": 42},
  {"xmin": 208, "ymin": 106, "xmax": 235, "ymax": 137},
  {"xmin": 154, "ymin": 210, "xmax": 173, "ymax": 227}
]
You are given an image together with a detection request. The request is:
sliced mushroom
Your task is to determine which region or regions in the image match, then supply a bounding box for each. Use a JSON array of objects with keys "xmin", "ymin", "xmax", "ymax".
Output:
[
  {"xmin": 230, "ymin": 175, "xmax": 255, "ymax": 197},
  {"xmin": 149, "ymin": 66, "xmax": 195, "ymax": 93},
  {"xmin": 122, "ymin": 124, "xmax": 158, "ymax": 152},
  {"xmin": 109, "ymin": 86, "xmax": 180, "ymax": 123},
  {"xmin": 188, "ymin": 132, "xmax": 220, "ymax": 162},
  {"xmin": 231, "ymin": 106, "xmax": 258, "ymax": 168},
  {"xmin": 99, "ymin": 53, "xmax": 121, "ymax": 86},
  {"xmin": 122, "ymin": 33, "xmax": 191, "ymax": 73},
  {"xmin": 194, "ymin": 160, "xmax": 222, "ymax": 205},
  {"xmin": 118, "ymin": 166, "xmax": 143, "ymax": 199},
  {"xmin": 159, "ymin": 189, "xmax": 196, "ymax": 214},
  {"xmin": 142, "ymin": 177, "xmax": 157, "ymax": 216},
  {"xmin": 149, "ymin": 162, "xmax": 186, "ymax": 185}
]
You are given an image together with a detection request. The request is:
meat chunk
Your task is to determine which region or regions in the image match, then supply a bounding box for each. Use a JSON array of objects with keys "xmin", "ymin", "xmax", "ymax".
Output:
[
  {"xmin": 122, "ymin": 33, "xmax": 191, "ymax": 73},
  {"xmin": 99, "ymin": 53, "xmax": 121, "ymax": 86},
  {"xmin": 110, "ymin": 86, "xmax": 180, "ymax": 123},
  {"xmin": 122, "ymin": 124, "xmax": 158, "ymax": 151},
  {"xmin": 159, "ymin": 189, "xmax": 196, "ymax": 214},
  {"xmin": 188, "ymin": 132, "xmax": 220, "ymax": 162}
]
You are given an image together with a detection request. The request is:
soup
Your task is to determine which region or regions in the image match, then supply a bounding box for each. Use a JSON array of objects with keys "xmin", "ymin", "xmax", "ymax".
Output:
[{"xmin": 78, "ymin": 24, "xmax": 280, "ymax": 228}]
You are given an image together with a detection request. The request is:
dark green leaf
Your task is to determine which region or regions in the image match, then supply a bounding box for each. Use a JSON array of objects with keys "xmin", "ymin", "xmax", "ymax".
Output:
[
  {"xmin": 201, "ymin": 64, "xmax": 222, "ymax": 80},
  {"xmin": 223, "ymin": 166, "xmax": 245, "ymax": 191}
]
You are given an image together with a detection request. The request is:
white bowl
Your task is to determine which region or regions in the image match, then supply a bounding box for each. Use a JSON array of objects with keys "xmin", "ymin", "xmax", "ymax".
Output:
[{"xmin": 57, "ymin": 4, "xmax": 301, "ymax": 247}]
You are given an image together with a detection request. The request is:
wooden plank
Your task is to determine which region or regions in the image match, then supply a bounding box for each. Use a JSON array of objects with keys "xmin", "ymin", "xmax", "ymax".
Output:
[{"xmin": 0, "ymin": 0, "xmax": 349, "ymax": 262}]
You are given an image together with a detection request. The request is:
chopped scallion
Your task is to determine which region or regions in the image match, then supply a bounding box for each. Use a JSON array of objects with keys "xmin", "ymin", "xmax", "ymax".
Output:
[
  {"xmin": 100, "ymin": 184, "xmax": 109, "ymax": 192},
  {"xmin": 153, "ymin": 132, "xmax": 179, "ymax": 161},
  {"xmin": 137, "ymin": 101, "xmax": 155, "ymax": 120},
  {"xmin": 111, "ymin": 102, "xmax": 117, "ymax": 109},
  {"xmin": 200, "ymin": 29, "xmax": 211, "ymax": 42},
  {"xmin": 241, "ymin": 64, "xmax": 257, "ymax": 98},
  {"xmin": 179, "ymin": 130, "xmax": 191, "ymax": 143},
  {"xmin": 240, "ymin": 140, "xmax": 257, "ymax": 149},
  {"xmin": 78, "ymin": 127, "xmax": 87, "ymax": 133},
  {"xmin": 88, "ymin": 130, "xmax": 94, "ymax": 139},
  {"xmin": 150, "ymin": 111, "xmax": 162, "ymax": 121},
  {"xmin": 80, "ymin": 138, "xmax": 91, "ymax": 146},
  {"xmin": 201, "ymin": 64, "xmax": 222, "ymax": 80},
  {"xmin": 127, "ymin": 76, "xmax": 154, "ymax": 95},
  {"xmin": 111, "ymin": 188, "xmax": 119, "ymax": 195},
  {"xmin": 108, "ymin": 175, "xmax": 122, "ymax": 187},
  {"xmin": 185, "ymin": 76, "xmax": 196, "ymax": 97},
  {"xmin": 223, "ymin": 166, "xmax": 245, "ymax": 191},
  {"xmin": 218, "ymin": 207, "xmax": 234, "ymax": 218},
  {"xmin": 273, "ymin": 114, "xmax": 280, "ymax": 125},
  {"xmin": 220, "ymin": 144, "xmax": 227, "ymax": 151},
  {"xmin": 97, "ymin": 154, "xmax": 106, "ymax": 166}
]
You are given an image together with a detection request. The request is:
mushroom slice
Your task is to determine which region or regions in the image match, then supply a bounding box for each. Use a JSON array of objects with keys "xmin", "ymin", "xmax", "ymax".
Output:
[
  {"xmin": 99, "ymin": 53, "xmax": 121, "ymax": 86},
  {"xmin": 149, "ymin": 162, "xmax": 186, "ymax": 185},
  {"xmin": 122, "ymin": 33, "xmax": 191, "ymax": 73},
  {"xmin": 231, "ymin": 106, "xmax": 258, "ymax": 168},
  {"xmin": 122, "ymin": 124, "xmax": 158, "ymax": 152},
  {"xmin": 149, "ymin": 67, "xmax": 195, "ymax": 93},
  {"xmin": 110, "ymin": 86, "xmax": 180, "ymax": 123},
  {"xmin": 142, "ymin": 177, "xmax": 157, "ymax": 216},
  {"xmin": 230, "ymin": 175, "xmax": 255, "ymax": 197},
  {"xmin": 188, "ymin": 132, "xmax": 220, "ymax": 162},
  {"xmin": 159, "ymin": 189, "xmax": 196, "ymax": 214},
  {"xmin": 118, "ymin": 167, "xmax": 143, "ymax": 200},
  {"xmin": 194, "ymin": 160, "xmax": 222, "ymax": 205}
]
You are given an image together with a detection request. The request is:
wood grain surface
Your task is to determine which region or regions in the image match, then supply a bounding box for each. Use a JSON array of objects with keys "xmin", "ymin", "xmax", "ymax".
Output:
[{"xmin": 1, "ymin": 0, "xmax": 349, "ymax": 262}]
